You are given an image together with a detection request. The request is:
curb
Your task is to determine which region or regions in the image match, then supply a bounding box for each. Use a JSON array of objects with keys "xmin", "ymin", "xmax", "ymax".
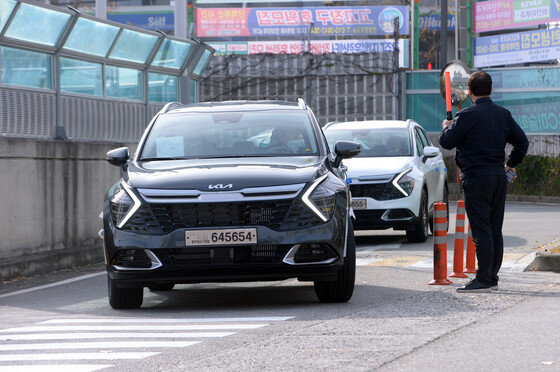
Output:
[
  {"xmin": 506, "ymin": 194, "xmax": 560, "ymax": 204},
  {"xmin": 0, "ymin": 244, "xmax": 103, "ymax": 282},
  {"xmin": 526, "ymin": 252, "xmax": 560, "ymax": 273}
]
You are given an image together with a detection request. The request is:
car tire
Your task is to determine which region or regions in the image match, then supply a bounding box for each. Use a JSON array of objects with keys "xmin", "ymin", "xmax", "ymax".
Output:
[
  {"xmin": 108, "ymin": 276, "xmax": 143, "ymax": 309},
  {"xmin": 407, "ymin": 189, "xmax": 429, "ymax": 243},
  {"xmin": 148, "ymin": 282, "xmax": 175, "ymax": 291},
  {"xmin": 429, "ymin": 183, "xmax": 449, "ymax": 233},
  {"xmin": 314, "ymin": 221, "xmax": 355, "ymax": 303}
]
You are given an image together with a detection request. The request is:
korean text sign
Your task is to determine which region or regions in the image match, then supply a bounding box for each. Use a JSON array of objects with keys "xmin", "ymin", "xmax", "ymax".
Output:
[
  {"xmin": 474, "ymin": 28, "xmax": 560, "ymax": 67},
  {"xmin": 196, "ymin": 6, "xmax": 409, "ymax": 37},
  {"xmin": 475, "ymin": 0, "xmax": 560, "ymax": 33}
]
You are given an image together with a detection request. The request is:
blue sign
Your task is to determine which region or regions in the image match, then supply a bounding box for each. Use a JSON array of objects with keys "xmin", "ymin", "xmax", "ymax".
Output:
[
  {"xmin": 418, "ymin": 14, "xmax": 456, "ymax": 31},
  {"xmin": 474, "ymin": 28, "xmax": 560, "ymax": 67},
  {"xmin": 108, "ymin": 11, "xmax": 174, "ymax": 32}
]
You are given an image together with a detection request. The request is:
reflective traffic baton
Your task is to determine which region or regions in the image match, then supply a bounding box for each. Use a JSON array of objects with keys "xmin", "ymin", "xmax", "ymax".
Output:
[
  {"xmin": 464, "ymin": 224, "xmax": 477, "ymax": 274},
  {"xmin": 449, "ymin": 200, "xmax": 468, "ymax": 278},
  {"xmin": 445, "ymin": 71, "xmax": 452, "ymax": 120},
  {"xmin": 429, "ymin": 202, "xmax": 452, "ymax": 285}
]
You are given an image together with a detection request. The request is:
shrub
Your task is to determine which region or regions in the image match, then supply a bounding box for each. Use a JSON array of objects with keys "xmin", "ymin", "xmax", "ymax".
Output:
[{"xmin": 508, "ymin": 155, "xmax": 560, "ymax": 196}]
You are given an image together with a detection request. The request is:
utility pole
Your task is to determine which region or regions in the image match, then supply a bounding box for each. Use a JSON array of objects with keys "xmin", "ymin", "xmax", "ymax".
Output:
[
  {"xmin": 174, "ymin": 0, "xmax": 187, "ymax": 39},
  {"xmin": 95, "ymin": 0, "xmax": 107, "ymax": 20},
  {"xmin": 440, "ymin": 0, "xmax": 448, "ymax": 68}
]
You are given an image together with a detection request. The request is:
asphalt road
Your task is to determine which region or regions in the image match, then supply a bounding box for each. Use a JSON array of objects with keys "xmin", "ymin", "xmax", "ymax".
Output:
[{"xmin": 0, "ymin": 202, "xmax": 559, "ymax": 371}]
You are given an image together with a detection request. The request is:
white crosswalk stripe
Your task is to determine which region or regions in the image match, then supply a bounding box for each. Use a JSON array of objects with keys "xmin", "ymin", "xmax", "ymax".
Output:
[{"xmin": 0, "ymin": 316, "xmax": 293, "ymax": 370}]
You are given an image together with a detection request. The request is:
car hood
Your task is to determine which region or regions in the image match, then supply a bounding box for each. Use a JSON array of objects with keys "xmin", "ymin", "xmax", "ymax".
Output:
[
  {"xmin": 343, "ymin": 157, "xmax": 413, "ymax": 180},
  {"xmin": 126, "ymin": 156, "xmax": 323, "ymax": 190}
]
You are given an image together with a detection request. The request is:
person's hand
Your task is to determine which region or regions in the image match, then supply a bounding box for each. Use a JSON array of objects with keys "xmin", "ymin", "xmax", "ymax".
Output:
[
  {"xmin": 442, "ymin": 120, "xmax": 453, "ymax": 129},
  {"xmin": 505, "ymin": 166, "xmax": 517, "ymax": 183}
]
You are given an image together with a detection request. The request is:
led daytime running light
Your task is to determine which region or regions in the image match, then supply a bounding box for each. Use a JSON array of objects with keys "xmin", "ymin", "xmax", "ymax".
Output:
[
  {"xmin": 117, "ymin": 181, "xmax": 142, "ymax": 228},
  {"xmin": 392, "ymin": 168, "xmax": 412, "ymax": 197},
  {"xmin": 302, "ymin": 174, "xmax": 329, "ymax": 222}
]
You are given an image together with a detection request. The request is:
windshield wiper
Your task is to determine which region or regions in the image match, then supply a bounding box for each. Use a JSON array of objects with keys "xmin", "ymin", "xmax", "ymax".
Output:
[
  {"xmin": 139, "ymin": 157, "xmax": 190, "ymax": 161},
  {"xmin": 194, "ymin": 155, "xmax": 272, "ymax": 159}
]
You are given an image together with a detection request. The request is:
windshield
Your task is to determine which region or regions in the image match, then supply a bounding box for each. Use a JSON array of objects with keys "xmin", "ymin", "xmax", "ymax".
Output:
[
  {"xmin": 140, "ymin": 110, "xmax": 319, "ymax": 160},
  {"xmin": 325, "ymin": 127, "xmax": 412, "ymax": 157}
]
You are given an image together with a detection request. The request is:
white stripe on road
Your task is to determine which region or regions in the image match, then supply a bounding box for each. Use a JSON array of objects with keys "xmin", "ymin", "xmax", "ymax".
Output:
[
  {"xmin": 0, "ymin": 352, "xmax": 159, "ymax": 361},
  {"xmin": 0, "ymin": 365, "xmax": 112, "ymax": 372},
  {"xmin": 0, "ymin": 341, "xmax": 201, "ymax": 351},
  {"xmin": 0, "ymin": 332, "xmax": 235, "ymax": 341},
  {"xmin": 0, "ymin": 272, "xmax": 105, "ymax": 299},
  {"xmin": 40, "ymin": 317, "xmax": 294, "ymax": 324},
  {"xmin": 1, "ymin": 324, "xmax": 267, "ymax": 333}
]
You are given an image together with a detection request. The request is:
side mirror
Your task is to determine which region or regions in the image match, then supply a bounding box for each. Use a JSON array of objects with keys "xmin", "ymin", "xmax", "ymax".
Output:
[
  {"xmin": 333, "ymin": 140, "xmax": 361, "ymax": 167},
  {"xmin": 422, "ymin": 146, "xmax": 440, "ymax": 162},
  {"xmin": 107, "ymin": 147, "xmax": 129, "ymax": 171}
]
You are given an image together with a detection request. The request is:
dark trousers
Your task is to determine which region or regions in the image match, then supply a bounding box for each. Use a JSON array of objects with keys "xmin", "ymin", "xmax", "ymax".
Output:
[{"xmin": 462, "ymin": 174, "xmax": 507, "ymax": 285}]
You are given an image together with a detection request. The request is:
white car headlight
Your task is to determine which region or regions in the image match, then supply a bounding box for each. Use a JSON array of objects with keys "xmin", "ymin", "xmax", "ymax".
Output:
[
  {"xmin": 392, "ymin": 168, "xmax": 416, "ymax": 197},
  {"xmin": 110, "ymin": 181, "xmax": 141, "ymax": 228},
  {"xmin": 302, "ymin": 174, "xmax": 336, "ymax": 222}
]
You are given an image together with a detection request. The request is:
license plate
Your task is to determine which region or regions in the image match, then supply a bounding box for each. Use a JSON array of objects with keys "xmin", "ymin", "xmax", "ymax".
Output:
[
  {"xmin": 185, "ymin": 228, "xmax": 257, "ymax": 247},
  {"xmin": 351, "ymin": 198, "xmax": 367, "ymax": 210}
]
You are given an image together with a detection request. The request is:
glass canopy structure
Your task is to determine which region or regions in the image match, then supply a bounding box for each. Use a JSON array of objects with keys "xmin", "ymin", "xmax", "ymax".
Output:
[
  {"xmin": 0, "ymin": 0, "xmax": 213, "ymax": 103},
  {"xmin": 0, "ymin": 0, "xmax": 214, "ymax": 141}
]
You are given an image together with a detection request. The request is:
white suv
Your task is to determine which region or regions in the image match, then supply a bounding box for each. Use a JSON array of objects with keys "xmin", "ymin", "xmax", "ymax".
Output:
[{"xmin": 323, "ymin": 120, "xmax": 448, "ymax": 242}]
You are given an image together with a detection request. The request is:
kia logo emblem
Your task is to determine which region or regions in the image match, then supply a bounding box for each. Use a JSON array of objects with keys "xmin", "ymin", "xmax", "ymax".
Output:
[{"xmin": 208, "ymin": 184, "xmax": 233, "ymax": 190}]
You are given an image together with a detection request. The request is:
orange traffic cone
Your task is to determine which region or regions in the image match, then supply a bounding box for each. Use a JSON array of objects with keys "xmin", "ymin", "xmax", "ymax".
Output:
[
  {"xmin": 450, "ymin": 200, "xmax": 468, "ymax": 278},
  {"xmin": 429, "ymin": 202, "xmax": 452, "ymax": 285},
  {"xmin": 464, "ymin": 224, "xmax": 477, "ymax": 274}
]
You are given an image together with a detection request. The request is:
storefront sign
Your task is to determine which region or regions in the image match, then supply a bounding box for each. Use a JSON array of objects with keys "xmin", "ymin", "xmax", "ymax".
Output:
[
  {"xmin": 474, "ymin": 0, "xmax": 560, "ymax": 33},
  {"xmin": 474, "ymin": 28, "xmax": 560, "ymax": 67},
  {"xmin": 208, "ymin": 39, "xmax": 409, "ymax": 67},
  {"xmin": 418, "ymin": 14, "xmax": 456, "ymax": 31},
  {"xmin": 196, "ymin": 6, "xmax": 409, "ymax": 37}
]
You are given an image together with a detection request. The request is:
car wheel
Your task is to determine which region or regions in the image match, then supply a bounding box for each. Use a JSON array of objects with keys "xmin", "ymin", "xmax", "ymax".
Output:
[
  {"xmin": 429, "ymin": 183, "xmax": 449, "ymax": 233},
  {"xmin": 406, "ymin": 189, "xmax": 429, "ymax": 243},
  {"xmin": 314, "ymin": 221, "xmax": 355, "ymax": 303},
  {"xmin": 108, "ymin": 275, "xmax": 143, "ymax": 309},
  {"xmin": 148, "ymin": 282, "xmax": 175, "ymax": 291}
]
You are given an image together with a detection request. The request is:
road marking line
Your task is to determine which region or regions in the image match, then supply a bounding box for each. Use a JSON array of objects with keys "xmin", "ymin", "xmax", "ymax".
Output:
[
  {"xmin": 0, "ymin": 352, "xmax": 159, "ymax": 361},
  {"xmin": 0, "ymin": 332, "xmax": 235, "ymax": 341},
  {"xmin": 356, "ymin": 243, "xmax": 402, "ymax": 252},
  {"xmin": 367, "ymin": 256, "xmax": 425, "ymax": 267},
  {"xmin": 0, "ymin": 341, "xmax": 201, "ymax": 351},
  {"xmin": 0, "ymin": 272, "xmax": 105, "ymax": 299},
  {"xmin": 0, "ymin": 365, "xmax": 112, "ymax": 372},
  {"xmin": 40, "ymin": 317, "xmax": 294, "ymax": 324},
  {"xmin": 1, "ymin": 324, "xmax": 267, "ymax": 333}
]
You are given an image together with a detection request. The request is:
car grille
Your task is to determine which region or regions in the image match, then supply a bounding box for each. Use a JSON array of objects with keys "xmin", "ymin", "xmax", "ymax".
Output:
[
  {"xmin": 353, "ymin": 210, "xmax": 386, "ymax": 227},
  {"xmin": 116, "ymin": 200, "xmax": 321, "ymax": 235},
  {"xmin": 350, "ymin": 182, "xmax": 404, "ymax": 200},
  {"xmin": 154, "ymin": 245, "xmax": 292, "ymax": 267}
]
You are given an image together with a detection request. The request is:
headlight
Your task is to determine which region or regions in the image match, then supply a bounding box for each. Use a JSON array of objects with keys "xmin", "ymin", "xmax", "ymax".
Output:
[
  {"xmin": 392, "ymin": 168, "xmax": 416, "ymax": 197},
  {"xmin": 110, "ymin": 181, "xmax": 141, "ymax": 228},
  {"xmin": 302, "ymin": 175, "xmax": 336, "ymax": 222}
]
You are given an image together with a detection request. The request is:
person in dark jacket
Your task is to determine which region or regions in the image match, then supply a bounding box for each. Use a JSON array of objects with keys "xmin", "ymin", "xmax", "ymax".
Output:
[{"xmin": 440, "ymin": 71, "xmax": 529, "ymax": 292}]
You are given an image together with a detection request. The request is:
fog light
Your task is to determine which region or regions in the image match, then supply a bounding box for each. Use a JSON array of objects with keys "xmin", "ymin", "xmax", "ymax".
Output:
[
  {"xmin": 111, "ymin": 249, "xmax": 162, "ymax": 270},
  {"xmin": 294, "ymin": 244, "xmax": 336, "ymax": 263}
]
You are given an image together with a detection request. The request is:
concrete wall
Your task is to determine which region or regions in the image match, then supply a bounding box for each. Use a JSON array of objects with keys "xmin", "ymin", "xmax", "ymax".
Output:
[{"xmin": 0, "ymin": 138, "xmax": 135, "ymax": 280}]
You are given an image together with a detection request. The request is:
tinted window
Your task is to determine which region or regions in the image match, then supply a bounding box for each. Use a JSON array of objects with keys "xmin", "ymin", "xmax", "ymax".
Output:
[
  {"xmin": 141, "ymin": 110, "xmax": 319, "ymax": 160},
  {"xmin": 414, "ymin": 129, "xmax": 425, "ymax": 156},
  {"xmin": 4, "ymin": 3, "xmax": 70, "ymax": 46},
  {"xmin": 148, "ymin": 72, "xmax": 178, "ymax": 102},
  {"xmin": 63, "ymin": 18, "xmax": 120, "ymax": 57},
  {"xmin": 324, "ymin": 128, "xmax": 412, "ymax": 157},
  {"xmin": 105, "ymin": 65, "xmax": 143, "ymax": 101}
]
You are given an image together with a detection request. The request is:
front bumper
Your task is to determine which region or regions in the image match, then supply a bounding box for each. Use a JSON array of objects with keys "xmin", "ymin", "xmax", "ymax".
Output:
[
  {"xmin": 351, "ymin": 183, "xmax": 422, "ymax": 230},
  {"xmin": 104, "ymin": 214, "xmax": 346, "ymax": 287}
]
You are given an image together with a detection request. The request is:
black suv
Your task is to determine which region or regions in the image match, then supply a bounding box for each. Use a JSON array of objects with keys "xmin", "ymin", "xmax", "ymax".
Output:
[{"xmin": 102, "ymin": 99, "xmax": 360, "ymax": 308}]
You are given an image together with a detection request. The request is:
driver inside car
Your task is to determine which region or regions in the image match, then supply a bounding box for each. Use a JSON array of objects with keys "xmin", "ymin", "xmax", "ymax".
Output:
[{"xmin": 268, "ymin": 127, "xmax": 305, "ymax": 153}]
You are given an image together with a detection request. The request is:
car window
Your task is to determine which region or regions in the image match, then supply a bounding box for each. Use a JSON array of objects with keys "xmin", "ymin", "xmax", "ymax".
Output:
[
  {"xmin": 140, "ymin": 110, "xmax": 319, "ymax": 159},
  {"xmin": 324, "ymin": 127, "xmax": 412, "ymax": 157},
  {"xmin": 418, "ymin": 127, "xmax": 432, "ymax": 147},
  {"xmin": 414, "ymin": 128, "xmax": 425, "ymax": 156}
]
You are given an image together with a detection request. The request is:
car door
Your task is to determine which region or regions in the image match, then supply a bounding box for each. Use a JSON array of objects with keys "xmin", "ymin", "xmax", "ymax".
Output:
[{"xmin": 413, "ymin": 126, "xmax": 438, "ymax": 209}]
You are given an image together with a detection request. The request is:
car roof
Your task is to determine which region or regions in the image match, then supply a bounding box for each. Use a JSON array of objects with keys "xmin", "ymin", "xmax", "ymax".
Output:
[
  {"xmin": 164, "ymin": 100, "xmax": 305, "ymax": 114},
  {"xmin": 324, "ymin": 120, "xmax": 413, "ymax": 130}
]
